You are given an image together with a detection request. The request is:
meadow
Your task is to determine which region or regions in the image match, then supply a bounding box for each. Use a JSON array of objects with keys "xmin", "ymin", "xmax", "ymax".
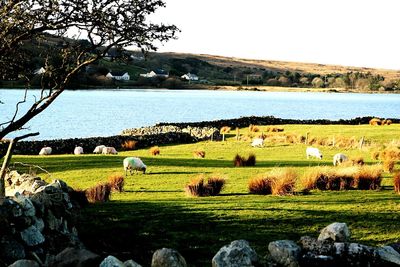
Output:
[{"xmin": 8, "ymin": 124, "xmax": 400, "ymax": 266}]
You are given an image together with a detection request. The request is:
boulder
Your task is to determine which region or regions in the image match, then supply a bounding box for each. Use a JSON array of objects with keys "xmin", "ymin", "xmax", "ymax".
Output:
[
  {"xmin": 212, "ymin": 240, "xmax": 258, "ymax": 267},
  {"xmin": 268, "ymin": 240, "xmax": 301, "ymax": 267},
  {"xmin": 377, "ymin": 246, "xmax": 400, "ymax": 265},
  {"xmin": 124, "ymin": 259, "xmax": 143, "ymax": 267},
  {"xmin": 100, "ymin": 255, "xmax": 125, "ymax": 267},
  {"xmin": 13, "ymin": 193, "xmax": 36, "ymax": 217},
  {"xmin": 52, "ymin": 247, "xmax": 101, "ymax": 267},
  {"xmin": 334, "ymin": 242, "xmax": 378, "ymax": 266},
  {"xmin": 151, "ymin": 248, "xmax": 187, "ymax": 267},
  {"xmin": 299, "ymin": 236, "xmax": 334, "ymax": 255},
  {"xmin": 318, "ymin": 223, "xmax": 350, "ymax": 242},
  {"xmin": 8, "ymin": 260, "xmax": 39, "ymax": 267},
  {"xmin": 20, "ymin": 225, "xmax": 45, "ymax": 246}
]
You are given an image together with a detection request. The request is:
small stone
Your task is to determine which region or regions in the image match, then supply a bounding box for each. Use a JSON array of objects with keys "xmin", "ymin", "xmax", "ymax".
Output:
[
  {"xmin": 318, "ymin": 223, "xmax": 350, "ymax": 242},
  {"xmin": 151, "ymin": 248, "xmax": 187, "ymax": 267},
  {"xmin": 268, "ymin": 240, "xmax": 301, "ymax": 267},
  {"xmin": 100, "ymin": 255, "xmax": 125, "ymax": 267},
  {"xmin": 212, "ymin": 240, "xmax": 258, "ymax": 267},
  {"xmin": 20, "ymin": 225, "xmax": 45, "ymax": 246},
  {"xmin": 124, "ymin": 259, "xmax": 143, "ymax": 267}
]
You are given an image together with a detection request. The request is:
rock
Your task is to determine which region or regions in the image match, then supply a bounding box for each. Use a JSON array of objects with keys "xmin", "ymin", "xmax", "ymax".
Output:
[
  {"xmin": 334, "ymin": 242, "xmax": 378, "ymax": 266},
  {"xmin": 0, "ymin": 235, "xmax": 25, "ymax": 263},
  {"xmin": 389, "ymin": 243, "xmax": 400, "ymax": 254},
  {"xmin": 46, "ymin": 210, "xmax": 62, "ymax": 231},
  {"xmin": 212, "ymin": 240, "xmax": 258, "ymax": 267},
  {"xmin": 300, "ymin": 252, "xmax": 336, "ymax": 267},
  {"xmin": 299, "ymin": 236, "xmax": 334, "ymax": 255},
  {"xmin": 8, "ymin": 260, "xmax": 39, "ymax": 267},
  {"xmin": 268, "ymin": 240, "xmax": 301, "ymax": 267},
  {"xmin": 124, "ymin": 259, "xmax": 143, "ymax": 267},
  {"xmin": 32, "ymin": 217, "xmax": 45, "ymax": 232},
  {"xmin": 31, "ymin": 180, "xmax": 47, "ymax": 193},
  {"xmin": 13, "ymin": 193, "xmax": 36, "ymax": 217},
  {"xmin": 318, "ymin": 223, "xmax": 350, "ymax": 242},
  {"xmin": 151, "ymin": 248, "xmax": 187, "ymax": 267},
  {"xmin": 20, "ymin": 225, "xmax": 45, "ymax": 246},
  {"xmin": 100, "ymin": 255, "xmax": 125, "ymax": 267},
  {"xmin": 52, "ymin": 247, "xmax": 101, "ymax": 267},
  {"xmin": 377, "ymin": 246, "xmax": 400, "ymax": 265}
]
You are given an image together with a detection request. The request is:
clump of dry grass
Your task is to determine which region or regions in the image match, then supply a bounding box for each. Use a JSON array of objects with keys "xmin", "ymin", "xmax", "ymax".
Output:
[
  {"xmin": 248, "ymin": 178, "xmax": 273, "ymax": 195},
  {"xmin": 249, "ymin": 168, "xmax": 297, "ymax": 196},
  {"xmin": 353, "ymin": 165, "xmax": 383, "ymax": 190},
  {"xmin": 248, "ymin": 124, "xmax": 260, "ymax": 132},
  {"xmin": 233, "ymin": 153, "xmax": 256, "ymax": 167},
  {"xmin": 394, "ymin": 172, "xmax": 400, "ymax": 194},
  {"xmin": 108, "ymin": 174, "xmax": 125, "ymax": 192},
  {"xmin": 266, "ymin": 126, "xmax": 284, "ymax": 132},
  {"xmin": 85, "ymin": 183, "xmax": 111, "ymax": 203},
  {"xmin": 68, "ymin": 188, "xmax": 89, "ymax": 207},
  {"xmin": 193, "ymin": 150, "xmax": 206, "ymax": 158},
  {"xmin": 220, "ymin": 126, "xmax": 231, "ymax": 134},
  {"xmin": 301, "ymin": 166, "xmax": 355, "ymax": 191},
  {"xmin": 369, "ymin": 118, "xmax": 382, "ymax": 126},
  {"xmin": 150, "ymin": 146, "xmax": 160, "ymax": 156},
  {"xmin": 185, "ymin": 175, "xmax": 226, "ymax": 197},
  {"xmin": 121, "ymin": 140, "xmax": 138, "ymax": 151},
  {"xmin": 379, "ymin": 148, "xmax": 400, "ymax": 161},
  {"xmin": 382, "ymin": 119, "xmax": 392, "ymax": 125},
  {"xmin": 350, "ymin": 156, "xmax": 364, "ymax": 166},
  {"xmin": 383, "ymin": 160, "xmax": 395, "ymax": 173},
  {"xmin": 371, "ymin": 151, "xmax": 380, "ymax": 160}
]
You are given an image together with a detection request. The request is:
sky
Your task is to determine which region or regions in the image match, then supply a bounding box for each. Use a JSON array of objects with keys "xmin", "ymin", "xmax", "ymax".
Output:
[{"xmin": 151, "ymin": 0, "xmax": 400, "ymax": 70}]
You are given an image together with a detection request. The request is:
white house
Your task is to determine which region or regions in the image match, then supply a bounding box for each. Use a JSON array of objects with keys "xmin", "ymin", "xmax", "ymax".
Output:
[
  {"xmin": 106, "ymin": 71, "xmax": 130, "ymax": 81},
  {"xmin": 140, "ymin": 69, "xmax": 169, "ymax": 78},
  {"xmin": 181, "ymin": 73, "xmax": 199, "ymax": 81}
]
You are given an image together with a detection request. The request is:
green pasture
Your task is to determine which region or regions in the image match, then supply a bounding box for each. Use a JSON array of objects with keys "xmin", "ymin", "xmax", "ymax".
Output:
[{"xmin": 6, "ymin": 124, "xmax": 400, "ymax": 266}]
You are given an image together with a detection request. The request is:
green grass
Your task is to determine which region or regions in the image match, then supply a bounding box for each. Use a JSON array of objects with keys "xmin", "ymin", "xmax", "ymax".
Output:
[{"xmin": 5, "ymin": 124, "xmax": 400, "ymax": 266}]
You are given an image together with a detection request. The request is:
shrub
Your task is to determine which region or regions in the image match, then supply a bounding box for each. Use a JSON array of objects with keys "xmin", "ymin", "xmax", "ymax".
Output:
[
  {"xmin": 86, "ymin": 183, "xmax": 112, "ymax": 203},
  {"xmin": 108, "ymin": 174, "xmax": 125, "ymax": 192},
  {"xmin": 270, "ymin": 168, "xmax": 297, "ymax": 196},
  {"xmin": 121, "ymin": 140, "xmax": 138, "ymax": 151},
  {"xmin": 68, "ymin": 188, "xmax": 89, "ymax": 207},
  {"xmin": 233, "ymin": 153, "xmax": 256, "ymax": 167},
  {"xmin": 248, "ymin": 178, "xmax": 273, "ymax": 195},
  {"xmin": 353, "ymin": 165, "xmax": 383, "ymax": 190},
  {"xmin": 150, "ymin": 146, "xmax": 160, "ymax": 156},
  {"xmin": 248, "ymin": 124, "xmax": 260, "ymax": 132},
  {"xmin": 369, "ymin": 118, "xmax": 381, "ymax": 126},
  {"xmin": 394, "ymin": 172, "xmax": 400, "ymax": 194},
  {"xmin": 193, "ymin": 150, "xmax": 206, "ymax": 158},
  {"xmin": 185, "ymin": 175, "xmax": 226, "ymax": 197},
  {"xmin": 383, "ymin": 160, "xmax": 395, "ymax": 173}
]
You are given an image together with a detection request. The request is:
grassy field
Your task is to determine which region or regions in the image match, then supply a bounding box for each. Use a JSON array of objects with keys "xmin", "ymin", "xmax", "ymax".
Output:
[{"xmin": 7, "ymin": 124, "xmax": 400, "ymax": 266}]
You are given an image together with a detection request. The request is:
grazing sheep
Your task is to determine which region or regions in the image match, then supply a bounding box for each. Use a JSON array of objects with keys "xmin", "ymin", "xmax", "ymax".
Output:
[
  {"xmin": 333, "ymin": 153, "xmax": 348, "ymax": 166},
  {"xmin": 251, "ymin": 138, "xmax": 264, "ymax": 147},
  {"xmin": 39, "ymin": 147, "xmax": 52, "ymax": 155},
  {"xmin": 102, "ymin": 147, "xmax": 118, "ymax": 155},
  {"xmin": 93, "ymin": 145, "xmax": 106, "ymax": 154},
  {"xmin": 123, "ymin": 157, "xmax": 147, "ymax": 175},
  {"xmin": 74, "ymin": 146, "xmax": 84, "ymax": 155},
  {"xmin": 306, "ymin": 147, "xmax": 323, "ymax": 159}
]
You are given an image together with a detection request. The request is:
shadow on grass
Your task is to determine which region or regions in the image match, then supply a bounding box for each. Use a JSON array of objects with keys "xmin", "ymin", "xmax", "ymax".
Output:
[{"xmin": 77, "ymin": 196, "xmax": 400, "ymax": 267}]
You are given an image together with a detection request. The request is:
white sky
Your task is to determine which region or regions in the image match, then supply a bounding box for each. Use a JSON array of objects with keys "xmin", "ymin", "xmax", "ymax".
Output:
[{"xmin": 152, "ymin": 0, "xmax": 400, "ymax": 70}]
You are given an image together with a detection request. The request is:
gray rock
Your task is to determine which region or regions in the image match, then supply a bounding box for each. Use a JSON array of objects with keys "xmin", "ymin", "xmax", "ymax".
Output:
[
  {"xmin": 268, "ymin": 240, "xmax": 301, "ymax": 267},
  {"xmin": 377, "ymin": 246, "xmax": 400, "ymax": 265},
  {"xmin": 301, "ymin": 252, "xmax": 336, "ymax": 267},
  {"xmin": 318, "ymin": 222, "xmax": 350, "ymax": 242},
  {"xmin": 0, "ymin": 235, "xmax": 26, "ymax": 263},
  {"xmin": 20, "ymin": 225, "xmax": 45, "ymax": 246},
  {"xmin": 46, "ymin": 210, "xmax": 62, "ymax": 231},
  {"xmin": 124, "ymin": 259, "xmax": 143, "ymax": 267},
  {"xmin": 299, "ymin": 236, "xmax": 334, "ymax": 255},
  {"xmin": 212, "ymin": 240, "xmax": 258, "ymax": 267},
  {"xmin": 100, "ymin": 255, "xmax": 125, "ymax": 267},
  {"xmin": 32, "ymin": 217, "xmax": 45, "ymax": 232},
  {"xmin": 13, "ymin": 193, "xmax": 36, "ymax": 217},
  {"xmin": 8, "ymin": 260, "xmax": 39, "ymax": 267},
  {"xmin": 52, "ymin": 247, "xmax": 101, "ymax": 267},
  {"xmin": 334, "ymin": 242, "xmax": 378, "ymax": 266},
  {"xmin": 151, "ymin": 248, "xmax": 187, "ymax": 267},
  {"xmin": 31, "ymin": 180, "xmax": 47, "ymax": 193}
]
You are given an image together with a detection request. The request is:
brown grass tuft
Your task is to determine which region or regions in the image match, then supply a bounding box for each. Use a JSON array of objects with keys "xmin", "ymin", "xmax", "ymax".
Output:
[
  {"xmin": 394, "ymin": 172, "xmax": 400, "ymax": 194},
  {"xmin": 108, "ymin": 174, "xmax": 125, "ymax": 192},
  {"xmin": 68, "ymin": 188, "xmax": 89, "ymax": 207},
  {"xmin": 185, "ymin": 175, "xmax": 226, "ymax": 197},
  {"xmin": 248, "ymin": 124, "xmax": 260, "ymax": 132},
  {"xmin": 220, "ymin": 126, "xmax": 231, "ymax": 134},
  {"xmin": 248, "ymin": 178, "xmax": 273, "ymax": 195},
  {"xmin": 193, "ymin": 150, "xmax": 206, "ymax": 158},
  {"xmin": 266, "ymin": 126, "xmax": 284, "ymax": 132},
  {"xmin": 382, "ymin": 119, "xmax": 392, "ymax": 125},
  {"xmin": 270, "ymin": 168, "xmax": 297, "ymax": 196},
  {"xmin": 371, "ymin": 151, "xmax": 380, "ymax": 160},
  {"xmin": 379, "ymin": 149, "xmax": 400, "ymax": 161},
  {"xmin": 369, "ymin": 118, "xmax": 382, "ymax": 126},
  {"xmin": 233, "ymin": 153, "xmax": 256, "ymax": 167},
  {"xmin": 353, "ymin": 165, "xmax": 383, "ymax": 190},
  {"xmin": 121, "ymin": 140, "xmax": 138, "ymax": 151},
  {"xmin": 301, "ymin": 166, "xmax": 357, "ymax": 191},
  {"xmin": 149, "ymin": 146, "xmax": 160, "ymax": 156},
  {"xmin": 383, "ymin": 160, "xmax": 395, "ymax": 173},
  {"xmin": 350, "ymin": 156, "xmax": 364, "ymax": 166},
  {"xmin": 85, "ymin": 183, "xmax": 111, "ymax": 203}
]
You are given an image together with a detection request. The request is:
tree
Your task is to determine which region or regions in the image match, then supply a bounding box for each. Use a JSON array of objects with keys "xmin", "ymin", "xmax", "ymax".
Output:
[{"xmin": 0, "ymin": 0, "xmax": 178, "ymax": 140}]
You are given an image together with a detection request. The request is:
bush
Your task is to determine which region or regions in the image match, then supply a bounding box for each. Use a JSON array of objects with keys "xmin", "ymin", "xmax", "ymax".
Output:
[
  {"xmin": 193, "ymin": 150, "xmax": 205, "ymax": 158},
  {"xmin": 121, "ymin": 140, "xmax": 138, "ymax": 151},
  {"xmin": 353, "ymin": 165, "xmax": 383, "ymax": 190},
  {"xmin": 250, "ymin": 168, "xmax": 297, "ymax": 196},
  {"xmin": 234, "ymin": 154, "xmax": 256, "ymax": 167},
  {"xmin": 150, "ymin": 146, "xmax": 160, "ymax": 156},
  {"xmin": 394, "ymin": 172, "xmax": 400, "ymax": 194},
  {"xmin": 86, "ymin": 183, "xmax": 112, "ymax": 203},
  {"xmin": 185, "ymin": 175, "xmax": 226, "ymax": 197},
  {"xmin": 108, "ymin": 174, "xmax": 125, "ymax": 192},
  {"xmin": 248, "ymin": 178, "xmax": 273, "ymax": 195}
]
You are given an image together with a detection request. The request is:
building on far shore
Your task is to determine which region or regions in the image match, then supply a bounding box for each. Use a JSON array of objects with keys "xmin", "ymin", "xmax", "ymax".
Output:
[
  {"xmin": 181, "ymin": 73, "xmax": 199, "ymax": 81},
  {"xmin": 140, "ymin": 69, "xmax": 169, "ymax": 78},
  {"xmin": 106, "ymin": 71, "xmax": 130, "ymax": 81}
]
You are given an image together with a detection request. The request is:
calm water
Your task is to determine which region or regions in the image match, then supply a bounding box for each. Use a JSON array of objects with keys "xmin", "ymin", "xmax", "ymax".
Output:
[{"xmin": 1, "ymin": 89, "xmax": 399, "ymax": 140}]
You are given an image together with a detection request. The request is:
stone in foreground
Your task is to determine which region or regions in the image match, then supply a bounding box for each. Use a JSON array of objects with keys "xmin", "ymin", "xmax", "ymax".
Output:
[
  {"xmin": 318, "ymin": 222, "xmax": 350, "ymax": 242},
  {"xmin": 212, "ymin": 240, "xmax": 258, "ymax": 267},
  {"xmin": 268, "ymin": 240, "xmax": 301, "ymax": 267},
  {"xmin": 151, "ymin": 248, "xmax": 187, "ymax": 267}
]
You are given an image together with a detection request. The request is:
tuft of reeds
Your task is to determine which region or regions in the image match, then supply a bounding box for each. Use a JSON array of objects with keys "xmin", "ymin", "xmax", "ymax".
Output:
[
  {"xmin": 108, "ymin": 174, "xmax": 125, "ymax": 192},
  {"xmin": 382, "ymin": 119, "xmax": 392, "ymax": 125},
  {"xmin": 369, "ymin": 118, "xmax": 382, "ymax": 126},
  {"xmin": 233, "ymin": 153, "xmax": 256, "ymax": 167},
  {"xmin": 270, "ymin": 168, "xmax": 297, "ymax": 196},
  {"xmin": 379, "ymin": 149, "xmax": 400, "ymax": 161},
  {"xmin": 371, "ymin": 151, "xmax": 380, "ymax": 160},
  {"xmin": 121, "ymin": 140, "xmax": 138, "ymax": 151},
  {"xmin": 193, "ymin": 150, "xmax": 206, "ymax": 158},
  {"xmin": 220, "ymin": 126, "xmax": 231, "ymax": 134},
  {"xmin": 301, "ymin": 166, "xmax": 357, "ymax": 191},
  {"xmin": 350, "ymin": 156, "xmax": 364, "ymax": 166},
  {"xmin": 352, "ymin": 165, "xmax": 383, "ymax": 190},
  {"xmin": 266, "ymin": 126, "xmax": 284, "ymax": 132},
  {"xmin": 394, "ymin": 172, "xmax": 400, "ymax": 194},
  {"xmin": 68, "ymin": 188, "xmax": 89, "ymax": 207},
  {"xmin": 248, "ymin": 178, "xmax": 273, "ymax": 195},
  {"xmin": 85, "ymin": 183, "xmax": 111, "ymax": 203},
  {"xmin": 150, "ymin": 146, "xmax": 160, "ymax": 156},
  {"xmin": 185, "ymin": 175, "xmax": 226, "ymax": 197},
  {"xmin": 248, "ymin": 124, "xmax": 260, "ymax": 132},
  {"xmin": 383, "ymin": 160, "xmax": 395, "ymax": 173}
]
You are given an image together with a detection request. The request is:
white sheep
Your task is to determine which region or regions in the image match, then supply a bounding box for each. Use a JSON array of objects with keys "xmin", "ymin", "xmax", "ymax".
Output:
[
  {"xmin": 333, "ymin": 153, "xmax": 348, "ymax": 166},
  {"xmin": 102, "ymin": 146, "xmax": 118, "ymax": 155},
  {"xmin": 39, "ymin": 147, "xmax": 52, "ymax": 155},
  {"xmin": 74, "ymin": 146, "xmax": 84, "ymax": 155},
  {"xmin": 123, "ymin": 157, "xmax": 147, "ymax": 175},
  {"xmin": 251, "ymin": 138, "xmax": 264, "ymax": 147},
  {"xmin": 306, "ymin": 147, "xmax": 323, "ymax": 159},
  {"xmin": 93, "ymin": 145, "xmax": 106, "ymax": 154}
]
